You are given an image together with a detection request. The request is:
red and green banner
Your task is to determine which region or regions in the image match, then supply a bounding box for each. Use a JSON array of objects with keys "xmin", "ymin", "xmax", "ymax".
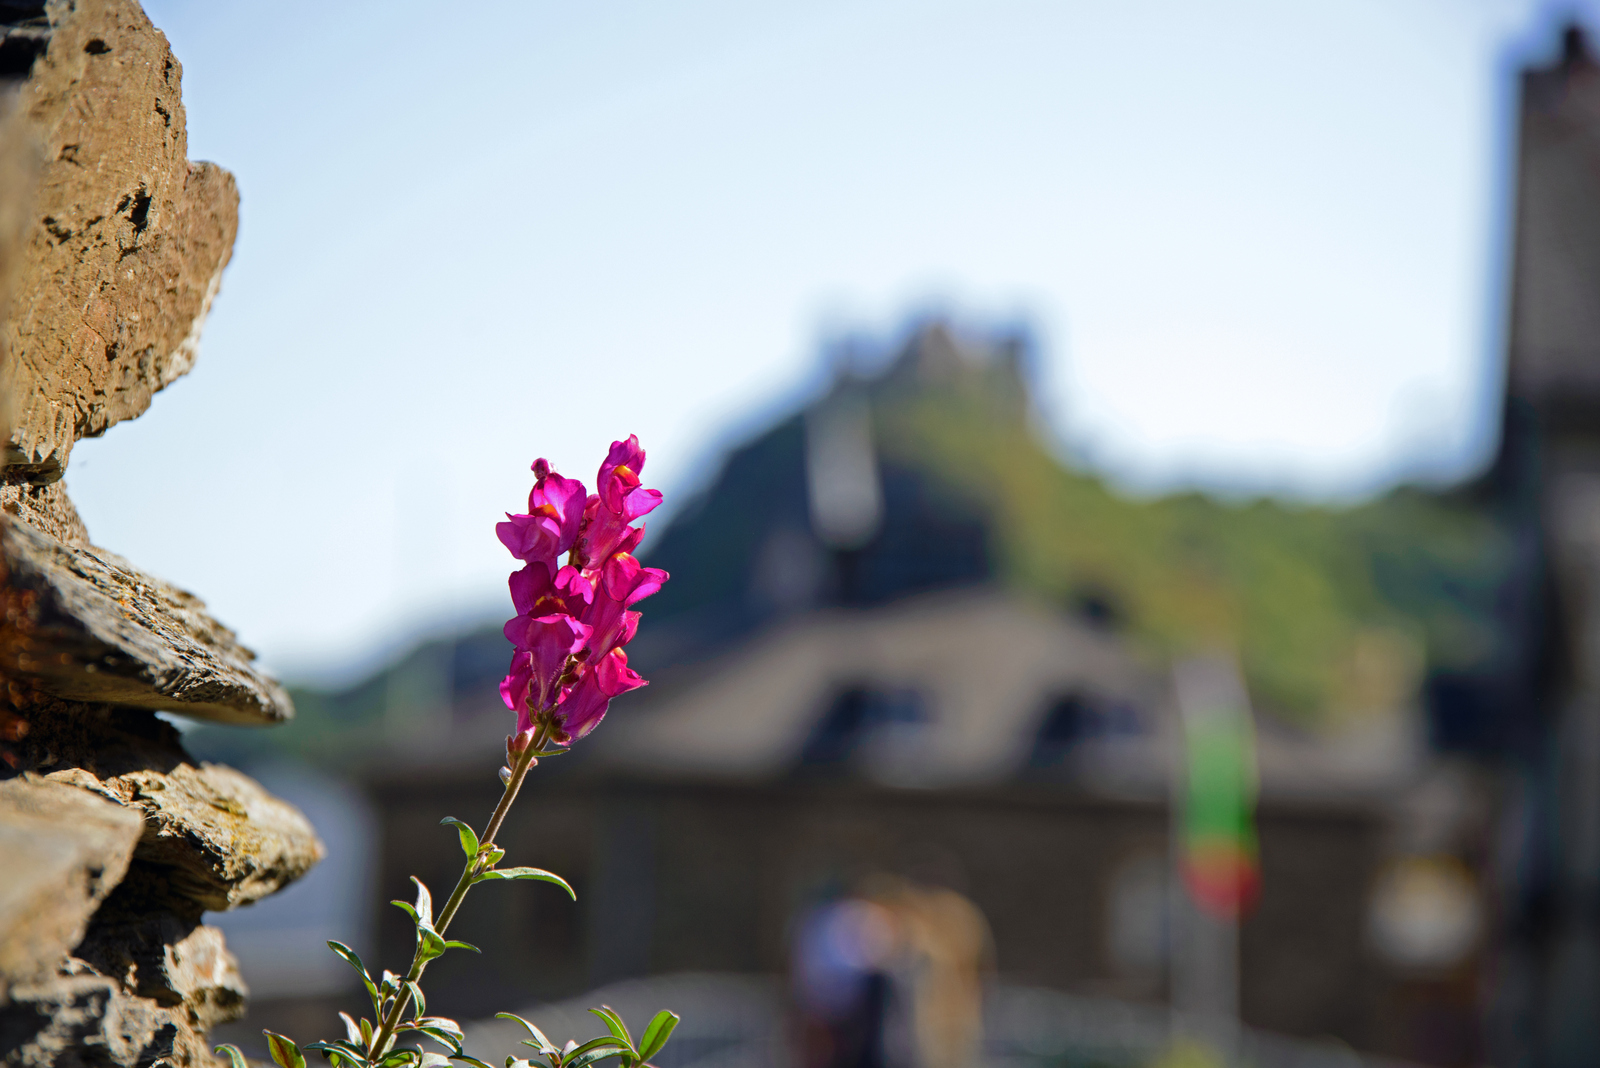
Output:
[{"xmin": 1174, "ymin": 655, "xmax": 1261, "ymax": 920}]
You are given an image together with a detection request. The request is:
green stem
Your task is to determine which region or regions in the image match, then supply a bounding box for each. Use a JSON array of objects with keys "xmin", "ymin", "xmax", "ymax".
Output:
[{"xmin": 370, "ymin": 728, "xmax": 547, "ymax": 1057}]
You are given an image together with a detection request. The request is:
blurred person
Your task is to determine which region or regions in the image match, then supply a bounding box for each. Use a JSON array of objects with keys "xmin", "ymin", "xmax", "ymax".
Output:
[
  {"xmin": 864, "ymin": 876, "xmax": 993, "ymax": 1068},
  {"xmin": 793, "ymin": 895, "xmax": 900, "ymax": 1068},
  {"xmin": 792, "ymin": 877, "xmax": 993, "ymax": 1068}
]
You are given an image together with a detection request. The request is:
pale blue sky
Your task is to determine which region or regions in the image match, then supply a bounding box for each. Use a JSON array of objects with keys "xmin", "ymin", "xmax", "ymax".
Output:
[{"xmin": 65, "ymin": 0, "xmax": 1584, "ymax": 678}]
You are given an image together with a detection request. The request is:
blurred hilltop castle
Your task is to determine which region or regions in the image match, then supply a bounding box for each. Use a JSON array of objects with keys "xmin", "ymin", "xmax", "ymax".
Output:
[{"xmin": 197, "ymin": 25, "xmax": 1600, "ymax": 1068}]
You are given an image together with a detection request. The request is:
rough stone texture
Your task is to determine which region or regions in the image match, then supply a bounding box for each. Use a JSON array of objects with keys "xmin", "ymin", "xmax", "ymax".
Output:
[
  {"xmin": 1, "ymin": 0, "xmax": 238, "ymax": 482},
  {"xmin": 49, "ymin": 761, "xmax": 325, "ymax": 911},
  {"xmin": 0, "ymin": 963, "xmax": 236, "ymax": 1068},
  {"xmin": 0, "ymin": 774, "xmax": 141, "ymax": 992},
  {"xmin": 0, "ymin": 518, "xmax": 293, "ymax": 725},
  {"xmin": 74, "ymin": 906, "xmax": 246, "ymax": 1028},
  {"xmin": 0, "ymin": 479, "xmax": 87, "ymax": 545}
]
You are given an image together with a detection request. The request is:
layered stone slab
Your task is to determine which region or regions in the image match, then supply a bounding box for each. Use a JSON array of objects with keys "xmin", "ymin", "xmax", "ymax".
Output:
[
  {"xmin": 49, "ymin": 761, "xmax": 324, "ymax": 911},
  {"xmin": 0, "ymin": 518, "xmax": 293, "ymax": 725},
  {"xmin": 0, "ymin": 774, "xmax": 142, "ymax": 992}
]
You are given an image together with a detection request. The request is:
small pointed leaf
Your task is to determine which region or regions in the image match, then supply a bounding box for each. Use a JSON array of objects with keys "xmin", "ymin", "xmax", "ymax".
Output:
[
  {"xmin": 411, "ymin": 876, "xmax": 435, "ymax": 926},
  {"xmin": 637, "ymin": 1011, "xmax": 679, "ymax": 1061},
  {"xmin": 306, "ymin": 1040, "xmax": 369, "ymax": 1063},
  {"xmin": 215, "ymin": 1045, "xmax": 249, "ymax": 1068},
  {"xmin": 450, "ymin": 1058, "xmax": 497, "ymax": 1068},
  {"xmin": 440, "ymin": 817, "xmax": 480, "ymax": 859},
  {"xmin": 588, "ymin": 1007, "xmax": 634, "ymax": 1051},
  {"xmin": 473, "ymin": 867, "xmax": 576, "ymax": 899},
  {"xmin": 264, "ymin": 1031, "xmax": 307, "ymax": 1068},
  {"xmin": 495, "ymin": 1013, "xmax": 556, "ymax": 1054},
  {"xmin": 328, "ymin": 941, "xmax": 380, "ymax": 1008},
  {"xmin": 415, "ymin": 922, "xmax": 448, "ymax": 964},
  {"xmin": 566, "ymin": 1047, "xmax": 627, "ymax": 1068},
  {"xmin": 404, "ymin": 979, "xmax": 427, "ymax": 1018},
  {"xmin": 567, "ymin": 1037, "xmax": 628, "ymax": 1060},
  {"xmin": 443, "ymin": 940, "xmax": 480, "ymax": 953}
]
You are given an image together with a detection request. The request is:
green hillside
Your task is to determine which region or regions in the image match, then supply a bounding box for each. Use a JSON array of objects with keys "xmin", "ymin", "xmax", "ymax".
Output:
[{"xmin": 870, "ymin": 355, "xmax": 1510, "ymax": 730}]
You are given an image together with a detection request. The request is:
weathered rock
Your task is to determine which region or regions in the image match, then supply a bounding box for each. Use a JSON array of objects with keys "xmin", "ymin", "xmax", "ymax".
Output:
[
  {"xmin": 0, "ymin": 774, "xmax": 141, "ymax": 991},
  {"xmin": 1, "ymin": 958, "xmax": 237, "ymax": 1067},
  {"xmin": 49, "ymin": 761, "xmax": 324, "ymax": 911},
  {"xmin": 1, "ymin": 0, "xmax": 238, "ymax": 482},
  {"xmin": 0, "ymin": 479, "xmax": 87, "ymax": 545},
  {"xmin": 74, "ymin": 909, "xmax": 246, "ymax": 1029},
  {"xmin": 0, "ymin": 518, "xmax": 293, "ymax": 725}
]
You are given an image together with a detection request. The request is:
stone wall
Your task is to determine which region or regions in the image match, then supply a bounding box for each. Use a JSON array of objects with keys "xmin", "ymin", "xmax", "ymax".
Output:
[{"xmin": 0, "ymin": 3, "xmax": 320, "ymax": 1065}]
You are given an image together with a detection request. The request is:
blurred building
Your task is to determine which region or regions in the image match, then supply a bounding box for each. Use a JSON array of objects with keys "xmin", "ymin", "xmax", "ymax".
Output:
[{"xmin": 196, "ymin": 26, "xmax": 1600, "ymax": 1068}]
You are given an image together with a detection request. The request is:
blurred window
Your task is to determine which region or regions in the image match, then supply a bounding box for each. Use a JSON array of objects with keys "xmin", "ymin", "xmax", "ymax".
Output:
[
  {"xmin": 1029, "ymin": 690, "xmax": 1143, "ymax": 767},
  {"xmin": 800, "ymin": 684, "xmax": 932, "ymax": 784}
]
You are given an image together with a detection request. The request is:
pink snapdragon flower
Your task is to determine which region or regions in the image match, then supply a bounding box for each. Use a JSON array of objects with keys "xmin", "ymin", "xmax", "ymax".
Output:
[
  {"xmin": 498, "ymin": 438, "xmax": 669, "ymax": 747},
  {"xmin": 582, "ymin": 552, "xmax": 669, "ymax": 666},
  {"xmin": 571, "ymin": 436, "xmax": 664, "ymax": 570},
  {"xmin": 496, "ymin": 460, "xmax": 588, "ymax": 568},
  {"xmin": 556, "ymin": 648, "xmax": 648, "ymax": 740}
]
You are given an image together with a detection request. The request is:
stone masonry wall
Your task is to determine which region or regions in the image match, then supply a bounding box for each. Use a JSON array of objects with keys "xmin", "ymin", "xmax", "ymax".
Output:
[{"xmin": 0, "ymin": 3, "xmax": 320, "ymax": 1065}]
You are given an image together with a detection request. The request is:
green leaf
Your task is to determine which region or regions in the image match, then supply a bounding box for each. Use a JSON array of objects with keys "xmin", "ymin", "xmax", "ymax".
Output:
[
  {"xmin": 414, "ymin": 1016, "xmax": 462, "ymax": 1037},
  {"xmin": 566, "ymin": 1037, "xmax": 628, "ymax": 1060},
  {"xmin": 415, "ymin": 922, "xmax": 448, "ymax": 964},
  {"xmin": 472, "ymin": 867, "xmax": 576, "ymax": 899},
  {"xmin": 588, "ymin": 1007, "xmax": 634, "ymax": 1051},
  {"xmin": 411, "ymin": 877, "xmax": 435, "ymax": 927},
  {"xmin": 328, "ymin": 941, "xmax": 380, "ymax": 1009},
  {"xmin": 443, "ymin": 940, "xmax": 480, "ymax": 954},
  {"xmin": 449, "ymin": 1058, "xmax": 497, "ymax": 1068},
  {"xmin": 404, "ymin": 979, "xmax": 427, "ymax": 1018},
  {"xmin": 420, "ymin": 1053, "xmax": 453, "ymax": 1068},
  {"xmin": 403, "ymin": 1017, "xmax": 463, "ymax": 1055},
  {"xmin": 565, "ymin": 1046, "xmax": 628, "ymax": 1068},
  {"xmin": 392, "ymin": 900, "xmax": 420, "ymax": 922},
  {"xmin": 637, "ymin": 1011, "xmax": 679, "ymax": 1061},
  {"xmin": 440, "ymin": 817, "xmax": 479, "ymax": 859},
  {"xmin": 495, "ymin": 1013, "xmax": 556, "ymax": 1055},
  {"xmin": 410, "ymin": 1028, "xmax": 464, "ymax": 1056},
  {"xmin": 306, "ymin": 1040, "xmax": 370, "ymax": 1065},
  {"xmin": 214, "ymin": 1045, "xmax": 249, "ymax": 1068},
  {"xmin": 363, "ymin": 1019, "xmax": 376, "ymax": 1050},
  {"xmin": 409, "ymin": 876, "xmax": 435, "ymax": 927},
  {"xmin": 264, "ymin": 1030, "xmax": 307, "ymax": 1068},
  {"xmin": 378, "ymin": 1051, "xmax": 420, "ymax": 1068},
  {"xmin": 480, "ymin": 846, "xmax": 506, "ymax": 868},
  {"xmin": 339, "ymin": 1012, "xmax": 365, "ymax": 1049}
]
